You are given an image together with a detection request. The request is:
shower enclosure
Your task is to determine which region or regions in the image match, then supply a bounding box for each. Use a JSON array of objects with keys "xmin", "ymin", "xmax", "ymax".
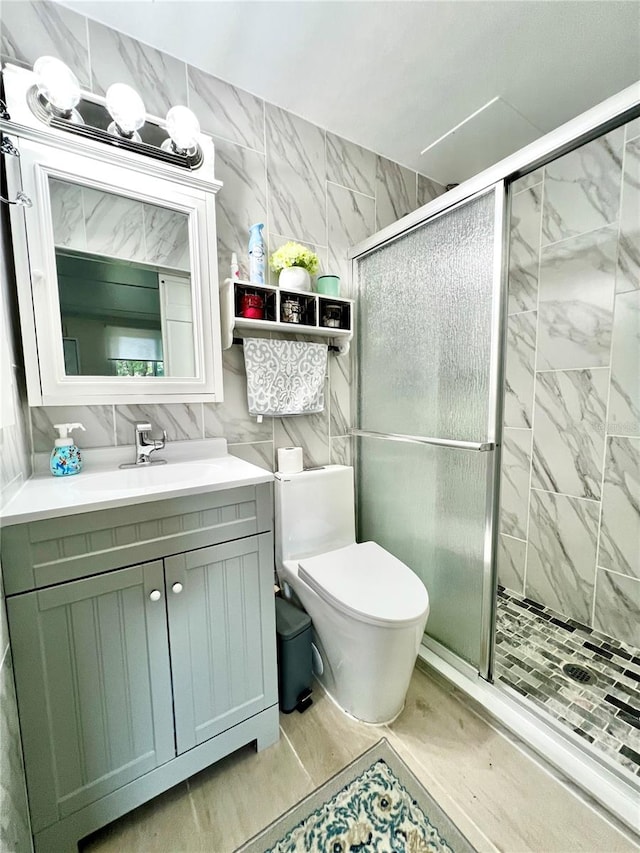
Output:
[
  {"xmin": 353, "ymin": 186, "xmax": 505, "ymax": 676},
  {"xmin": 350, "ymin": 87, "xmax": 640, "ymax": 830}
]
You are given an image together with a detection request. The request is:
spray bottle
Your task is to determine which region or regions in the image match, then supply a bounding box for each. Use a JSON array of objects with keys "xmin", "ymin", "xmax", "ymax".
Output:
[
  {"xmin": 248, "ymin": 223, "xmax": 265, "ymax": 284},
  {"xmin": 50, "ymin": 423, "xmax": 86, "ymax": 477}
]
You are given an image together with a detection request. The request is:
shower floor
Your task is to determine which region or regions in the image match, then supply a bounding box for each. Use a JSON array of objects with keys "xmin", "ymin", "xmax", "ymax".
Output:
[{"xmin": 495, "ymin": 587, "xmax": 640, "ymax": 779}]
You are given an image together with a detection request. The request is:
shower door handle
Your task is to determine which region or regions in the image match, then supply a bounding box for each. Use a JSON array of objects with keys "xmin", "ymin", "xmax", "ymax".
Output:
[{"xmin": 349, "ymin": 429, "xmax": 494, "ymax": 452}]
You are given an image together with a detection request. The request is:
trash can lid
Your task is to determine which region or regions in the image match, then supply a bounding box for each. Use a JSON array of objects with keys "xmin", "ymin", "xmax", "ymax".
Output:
[{"xmin": 275, "ymin": 596, "xmax": 311, "ymax": 639}]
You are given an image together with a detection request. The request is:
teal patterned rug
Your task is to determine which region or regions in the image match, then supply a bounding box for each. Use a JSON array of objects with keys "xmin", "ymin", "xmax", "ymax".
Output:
[{"xmin": 237, "ymin": 739, "xmax": 476, "ymax": 853}]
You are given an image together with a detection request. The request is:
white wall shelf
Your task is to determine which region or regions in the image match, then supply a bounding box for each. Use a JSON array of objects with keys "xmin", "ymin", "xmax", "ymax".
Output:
[{"xmin": 220, "ymin": 278, "xmax": 354, "ymax": 354}]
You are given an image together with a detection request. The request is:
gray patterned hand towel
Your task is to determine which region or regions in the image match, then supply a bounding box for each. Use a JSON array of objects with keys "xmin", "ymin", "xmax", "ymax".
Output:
[{"xmin": 243, "ymin": 338, "xmax": 327, "ymax": 417}]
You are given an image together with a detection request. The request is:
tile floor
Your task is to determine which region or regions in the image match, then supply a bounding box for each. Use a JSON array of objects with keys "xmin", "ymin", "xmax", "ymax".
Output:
[
  {"xmin": 81, "ymin": 664, "xmax": 639, "ymax": 853},
  {"xmin": 495, "ymin": 587, "xmax": 640, "ymax": 778}
]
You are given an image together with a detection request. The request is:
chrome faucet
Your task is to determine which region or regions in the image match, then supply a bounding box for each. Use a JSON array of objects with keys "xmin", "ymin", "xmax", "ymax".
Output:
[
  {"xmin": 135, "ymin": 422, "xmax": 167, "ymax": 465},
  {"xmin": 120, "ymin": 422, "xmax": 167, "ymax": 468}
]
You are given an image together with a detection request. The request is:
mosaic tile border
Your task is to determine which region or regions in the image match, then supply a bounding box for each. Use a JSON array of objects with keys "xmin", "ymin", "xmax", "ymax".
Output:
[{"xmin": 495, "ymin": 587, "xmax": 640, "ymax": 778}]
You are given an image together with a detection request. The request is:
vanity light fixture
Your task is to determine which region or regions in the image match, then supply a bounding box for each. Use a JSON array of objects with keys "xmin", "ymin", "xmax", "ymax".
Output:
[
  {"xmin": 162, "ymin": 105, "xmax": 200, "ymax": 155},
  {"xmin": 16, "ymin": 56, "xmax": 204, "ymax": 170},
  {"xmin": 33, "ymin": 55, "xmax": 83, "ymax": 123},
  {"xmin": 106, "ymin": 83, "xmax": 146, "ymax": 142}
]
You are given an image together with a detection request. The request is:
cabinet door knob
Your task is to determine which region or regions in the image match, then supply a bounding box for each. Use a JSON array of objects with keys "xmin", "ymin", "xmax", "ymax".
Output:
[
  {"xmin": 172, "ymin": 582, "xmax": 183, "ymax": 594},
  {"xmin": 149, "ymin": 589, "xmax": 162, "ymax": 602}
]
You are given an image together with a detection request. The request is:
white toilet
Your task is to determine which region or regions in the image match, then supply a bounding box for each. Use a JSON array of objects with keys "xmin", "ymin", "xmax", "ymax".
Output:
[{"xmin": 275, "ymin": 464, "xmax": 429, "ymax": 724}]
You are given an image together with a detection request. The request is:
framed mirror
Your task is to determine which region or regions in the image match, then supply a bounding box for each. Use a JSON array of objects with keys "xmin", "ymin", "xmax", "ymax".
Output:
[{"xmin": 2, "ymin": 64, "xmax": 224, "ymax": 406}]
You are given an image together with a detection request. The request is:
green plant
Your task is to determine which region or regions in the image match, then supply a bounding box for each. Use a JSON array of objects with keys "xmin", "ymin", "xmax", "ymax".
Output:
[{"xmin": 269, "ymin": 241, "xmax": 319, "ymax": 274}]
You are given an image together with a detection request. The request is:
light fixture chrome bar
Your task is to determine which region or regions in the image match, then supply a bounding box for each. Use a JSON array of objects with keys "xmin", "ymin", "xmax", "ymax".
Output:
[{"xmin": 349, "ymin": 428, "xmax": 494, "ymax": 452}]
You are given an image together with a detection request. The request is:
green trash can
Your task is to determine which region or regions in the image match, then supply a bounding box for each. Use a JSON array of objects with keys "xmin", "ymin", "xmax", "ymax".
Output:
[{"xmin": 275, "ymin": 597, "xmax": 313, "ymax": 713}]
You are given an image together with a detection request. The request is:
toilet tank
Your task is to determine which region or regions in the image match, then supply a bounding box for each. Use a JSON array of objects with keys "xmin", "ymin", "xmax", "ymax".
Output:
[{"xmin": 275, "ymin": 465, "xmax": 356, "ymax": 565}]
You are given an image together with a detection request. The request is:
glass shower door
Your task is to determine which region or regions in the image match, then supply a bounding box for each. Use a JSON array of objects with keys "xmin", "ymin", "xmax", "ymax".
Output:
[{"xmin": 354, "ymin": 186, "xmax": 505, "ymax": 674}]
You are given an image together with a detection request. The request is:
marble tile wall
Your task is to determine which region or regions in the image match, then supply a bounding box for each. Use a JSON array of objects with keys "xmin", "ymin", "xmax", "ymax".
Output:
[
  {"xmin": 499, "ymin": 119, "xmax": 640, "ymax": 648},
  {"xmin": 0, "ymin": 205, "xmax": 33, "ymax": 847},
  {"xmin": 0, "ymin": 0, "xmax": 445, "ymax": 473},
  {"xmin": 50, "ymin": 181, "xmax": 191, "ymax": 272}
]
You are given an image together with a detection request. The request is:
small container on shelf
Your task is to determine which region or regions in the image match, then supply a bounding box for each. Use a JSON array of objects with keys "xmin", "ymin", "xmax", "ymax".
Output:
[
  {"xmin": 322, "ymin": 304, "xmax": 342, "ymax": 328},
  {"xmin": 280, "ymin": 291, "xmax": 316, "ymax": 326},
  {"xmin": 316, "ymin": 275, "xmax": 340, "ymax": 296},
  {"xmin": 234, "ymin": 283, "xmax": 276, "ymax": 322},
  {"xmin": 240, "ymin": 292, "xmax": 264, "ymax": 320},
  {"xmin": 319, "ymin": 297, "xmax": 350, "ymax": 330},
  {"xmin": 281, "ymin": 296, "xmax": 301, "ymax": 324}
]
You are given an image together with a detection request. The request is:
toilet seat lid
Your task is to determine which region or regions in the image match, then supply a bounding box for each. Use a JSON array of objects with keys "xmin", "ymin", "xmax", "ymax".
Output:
[{"xmin": 298, "ymin": 541, "xmax": 429, "ymax": 627}]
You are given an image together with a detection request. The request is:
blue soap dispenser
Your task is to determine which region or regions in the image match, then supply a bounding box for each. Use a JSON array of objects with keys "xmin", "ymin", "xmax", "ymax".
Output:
[{"xmin": 50, "ymin": 423, "xmax": 85, "ymax": 476}]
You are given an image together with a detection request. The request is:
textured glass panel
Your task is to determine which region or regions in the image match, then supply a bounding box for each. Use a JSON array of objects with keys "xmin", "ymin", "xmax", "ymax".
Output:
[
  {"xmin": 357, "ymin": 191, "xmax": 496, "ymax": 441},
  {"xmin": 357, "ymin": 436, "xmax": 488, "ymax": 667}
]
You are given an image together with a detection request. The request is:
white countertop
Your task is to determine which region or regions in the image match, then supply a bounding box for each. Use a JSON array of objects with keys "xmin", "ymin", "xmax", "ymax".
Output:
[{"xmin": 1, "ymin": 439, "xmax": 274, "ymax": 525}]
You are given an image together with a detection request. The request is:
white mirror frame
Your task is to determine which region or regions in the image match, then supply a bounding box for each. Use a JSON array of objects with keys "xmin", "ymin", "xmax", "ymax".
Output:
[{"xmin": 1, "ymin": 63, "xmax": 224, "ymax": 406}]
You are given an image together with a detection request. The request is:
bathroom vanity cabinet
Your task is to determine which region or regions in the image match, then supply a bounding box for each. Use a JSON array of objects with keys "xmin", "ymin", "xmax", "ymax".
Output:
[{"xmin": 1, "ymin": 482, "xmax": 278, "ymax": 853}]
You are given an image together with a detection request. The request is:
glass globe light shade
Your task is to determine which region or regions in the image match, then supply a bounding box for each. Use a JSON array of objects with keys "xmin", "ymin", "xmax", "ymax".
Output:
[
  {"xmin": 33, "ymin": 56, "xmax": 81, "ymax": 115},
  {"xmin": 163, "ymin": 105, "xmax": 200, "ymax": 153},
  {"xmin": 106, "ymin": 83, "xmax": 146, "ymax": 138}
]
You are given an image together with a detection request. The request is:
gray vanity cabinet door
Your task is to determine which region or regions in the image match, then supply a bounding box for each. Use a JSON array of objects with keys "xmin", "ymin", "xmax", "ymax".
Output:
[
  {"xmin": 7, "ymin": 561, "xmax": 175, "ymax": 833},
  {"xmin": 166, "ymin": 533, "xmax": 278, "ymax": 754}
]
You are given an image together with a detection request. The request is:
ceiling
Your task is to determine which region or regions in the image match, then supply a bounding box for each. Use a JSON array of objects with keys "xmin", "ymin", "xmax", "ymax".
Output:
[{"xmin": 59, "ymin": 0, "xmax": 640, "ymax": 184}]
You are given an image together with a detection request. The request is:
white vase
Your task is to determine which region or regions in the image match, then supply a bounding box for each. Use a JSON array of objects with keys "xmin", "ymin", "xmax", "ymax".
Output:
[{"xmin": 279, "ymin": 266, "xmax": 311, "ymax": 291}]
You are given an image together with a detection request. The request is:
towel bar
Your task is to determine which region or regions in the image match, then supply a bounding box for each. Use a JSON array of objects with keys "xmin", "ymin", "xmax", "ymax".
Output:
[{"xmin": 232, "ymin": 336, "xmax": 341, "ymax": 352}]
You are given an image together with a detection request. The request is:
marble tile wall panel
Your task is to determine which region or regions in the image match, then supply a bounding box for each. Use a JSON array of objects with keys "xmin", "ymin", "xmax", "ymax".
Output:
[
  {"xmin": 594, "ymin": 569, "xmax": 640, "ymax": 648},
  {"xmin": 228, "ymin": 441, "xmax": 274, "ymax": 472},
  {"xmin": 497, "ymin": 534, "xmax": 526, "ymax": 594},
  {"xmin": 83, "ymin": 188, "xmax": 145, "ymax": 262},
  {"xmin": 266, "ymin": 105, "xmax": 326, "ymax": 246},
  {"xmin": 31, "ymin": 405, "xmax": 115, "ymax": 452},
  {"xmin": 626, "ymin": 118, "xmax": 640, "ymax": 142},
  {"xmin": 510, "ymin": 169, "xmax": 544, "ymax": 195},
  {"xmin": 599, "ymin": 436, "xmax": 640, "ymax": 579},
  {"xmin": 417, "ymin": 174, "xmax": 446, "ymax": 208},
  {"xmin": 143, "ymin": 206, "xmax": 190, "ymax": 271},
  {"xmin": 0, "ymin": 0, "xmax": 90, "ymax": 86},
  {"xmin": 49, "ymin": 180, "xmax": 85, "ymax": 251},
  {"xmin": 541, "ymin": 129, "xmax": 624, "ymax": 245},
  {"xmin": 526, "ymin": 489, "xmax": 600, "ymax": 623},
  {"xmin": 508, "ymin": 184, "xmax": 542, "ymax": 314},
  {"xmin": 187, "ymin": 66, "xmax": 264, "ymax": 152},
  {"xmin": 617, "ymin": 137, "xmax": 640, "ymax": 294},
  {"xmin": 375, "ymin": 156, "xmax": 417, "ymax": 231},
  {"xmin": 327, "ymin": 182, "xmax": 375, "ymax": 297},
  {"xmin": 273, "ymin": 394, "xmax": 330, "ymax": 469},
  {"xmin": 504, "ymin": 311, "xmax": 536, "ymax": 428},
  {"xmin": 329, "ymin": 351, "xmax": 351, "ymax": 437},
  {"xmin": 500, "ymin": 428, "xmax": 532, "ymax": 540},
  {"xmin": 531, "ymin": 368, "xmax": 608, "ymax": 500},
  {"xmin": 202, "ymin": 346, "xmax": 272, "ymax": 444},
  {"xmin": 326, "ymin": 133, "xmax": 376, "ymax": 197},
  {"xmin": 537, "ymin": 226, "xmax": 617, "ymax": 370},
  {"xmin": 87, "ymin": 20, "xmax": 187, "ymax": 118},
  {"xmin": 214, "ymin": 139, "xmax": 267, "ymax": 282},
  {"xmin": 608, "ymin": 289, "xmax": 640, "ymax": 436},
  {"xmin": 330, "ymin": 435, "xmax": 352, "ymax": 467},
  {"xmin": 1, "ymin": 197, "xmax": 32, "ymax": 852},
  {"xmin": 500, "ymin": 116, "xmax": 640, "ymax": 644},
  {"xmin": 115, "ymin": 404, "xmax": 203, "ymax": 444},
  {"xmin": 0, "ymin": 652, "xmax": 32, "ymax": 853}
]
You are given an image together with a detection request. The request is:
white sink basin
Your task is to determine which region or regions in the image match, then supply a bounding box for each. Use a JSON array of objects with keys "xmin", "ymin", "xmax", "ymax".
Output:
[
  {"xmin": 74, "ymin": 460, "xmax": 226, "ymax": 494},
  {"xmin": 0, "ymin": 448, "xmax": 274, "ymax": 525}
]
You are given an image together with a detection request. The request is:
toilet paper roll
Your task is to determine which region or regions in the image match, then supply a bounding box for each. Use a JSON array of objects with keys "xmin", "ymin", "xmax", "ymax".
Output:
[{"xmin": 277, "ymin": 446, "xmax": 303, "ymax": 474}]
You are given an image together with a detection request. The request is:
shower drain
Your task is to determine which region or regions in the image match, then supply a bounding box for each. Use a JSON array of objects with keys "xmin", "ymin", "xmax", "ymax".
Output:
[{"xmin": 562, "ymin": 662, "xmax": 594, "ymax": 684}]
